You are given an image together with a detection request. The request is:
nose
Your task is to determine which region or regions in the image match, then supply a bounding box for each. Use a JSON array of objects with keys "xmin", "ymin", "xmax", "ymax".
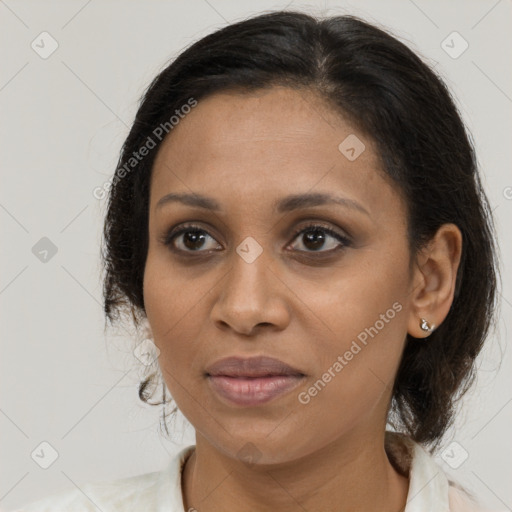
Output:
[{"xmin": 209, "ymin": 249, "xmax": 291, "ymax": 336}]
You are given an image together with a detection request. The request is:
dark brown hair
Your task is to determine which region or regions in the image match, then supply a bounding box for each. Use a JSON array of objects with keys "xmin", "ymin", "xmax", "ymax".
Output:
[{"xmin": 101, "ymin": 11, "xmax": 501, "ymax": 448}]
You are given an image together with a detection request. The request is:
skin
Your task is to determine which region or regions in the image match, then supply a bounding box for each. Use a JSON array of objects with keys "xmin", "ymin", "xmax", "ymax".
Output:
[{"xmin": 143, "ymin": 86, "xmax": 463, "ymax": 512}]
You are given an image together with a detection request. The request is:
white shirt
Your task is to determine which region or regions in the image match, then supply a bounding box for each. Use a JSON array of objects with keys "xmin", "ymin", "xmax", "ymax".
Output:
[{"xmin": 10, "ymin": 434, "xmax": 489, "ymax": 511}]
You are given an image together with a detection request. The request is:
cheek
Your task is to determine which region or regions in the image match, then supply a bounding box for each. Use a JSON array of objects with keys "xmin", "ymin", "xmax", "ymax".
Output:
[
  {"xmin": 292, "ymin": 252, "xmax": 408, "ymax": 407},
  {"xmin": 293, "ymin": 363, "xmax": 390, "ymax": 453},
  {"xmin": 144, "ymin": 250, "xmax": 198, "ymax": 333},
  {"xmin": 143, "ymin": 268, "xmax": 207, "ymax": 422},
  {"xmin": 143, "ymin": 256, "xmax": 202, "ymax": 368},
  {"xmin": 292, "ymin": 252, "xmax": 408, "ymax": 349},
  {"xmin": 293, "ymin": 302, "xmax": 406, "ymax": 450}
]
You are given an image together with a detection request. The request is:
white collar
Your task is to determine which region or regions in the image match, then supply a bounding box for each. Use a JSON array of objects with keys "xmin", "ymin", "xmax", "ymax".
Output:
[
  {"xmin": 156, "ymin": 434, "xmax": 459, "ymax": 512},
  {"xmin": 395, "ymin": 435, "xmax": 451, "ymax": 511}
]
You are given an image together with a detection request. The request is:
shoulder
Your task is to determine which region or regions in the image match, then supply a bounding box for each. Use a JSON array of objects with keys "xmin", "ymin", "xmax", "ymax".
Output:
[
  {"xmin": 9, "ymin": 487, "xmax": 96, "ymax": 512},
  {"xmin": 10, "ymin": 471, "xmax": 161, "ymax": 512},
  {"xmin": 9, "ymin": 445, "xmax": 196, "ymax": 512},
  {"xmin": 385, "ymin": 432, "xmax": 491, "ymax": 512},
  {"xmin": 448, "ymin": 484, "xmax": 501, "ymax": 512}
]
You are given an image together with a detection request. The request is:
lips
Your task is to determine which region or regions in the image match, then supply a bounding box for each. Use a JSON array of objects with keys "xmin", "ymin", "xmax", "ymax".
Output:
[
  {"xmin": 205, "ymin": 355, "xmax": 306, "ymax": 407},
  {"xmin": 205, "ymin": 355, "xmax": 305, "ymax": 378}
]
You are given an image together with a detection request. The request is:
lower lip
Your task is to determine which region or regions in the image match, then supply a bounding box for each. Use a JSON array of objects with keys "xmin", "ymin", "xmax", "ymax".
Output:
[{"xmin": 207, "ymin": 375, "xmax": 305, "ymax": 406}]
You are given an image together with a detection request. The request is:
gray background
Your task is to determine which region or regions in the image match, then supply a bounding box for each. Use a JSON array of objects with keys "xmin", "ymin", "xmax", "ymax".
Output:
[{"xmin": 1, "ymin": 0, "xmax": 511, "ymax": 510}]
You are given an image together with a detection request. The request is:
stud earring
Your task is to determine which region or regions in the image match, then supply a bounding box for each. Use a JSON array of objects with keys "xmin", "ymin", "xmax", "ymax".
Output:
[{"xmin": 419, "ymin": 318, "xmax": 435, "ymax": 335}]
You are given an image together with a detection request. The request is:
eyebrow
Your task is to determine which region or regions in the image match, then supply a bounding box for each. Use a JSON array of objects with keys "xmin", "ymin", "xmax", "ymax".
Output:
[{"xmin": 156, "ymin": 192, "xmax": 370, "ymax": 216}]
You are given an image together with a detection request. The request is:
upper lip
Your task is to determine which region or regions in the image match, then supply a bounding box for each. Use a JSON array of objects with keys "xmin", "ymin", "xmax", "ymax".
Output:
[{"xmin": 205, "ymin": 356, "xmax": 305, "ymax": 378}]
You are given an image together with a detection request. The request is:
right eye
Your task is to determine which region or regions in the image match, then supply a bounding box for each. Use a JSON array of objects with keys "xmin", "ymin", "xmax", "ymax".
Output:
[{"xmin": 163, "ymin": 224, "xmax": 222, "ymax": 253}]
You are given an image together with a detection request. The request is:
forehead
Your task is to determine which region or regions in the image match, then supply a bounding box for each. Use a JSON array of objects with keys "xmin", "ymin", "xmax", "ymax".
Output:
[{"xmin": 150, "ymin": 87, "xmax": 404, "ymax": 223}]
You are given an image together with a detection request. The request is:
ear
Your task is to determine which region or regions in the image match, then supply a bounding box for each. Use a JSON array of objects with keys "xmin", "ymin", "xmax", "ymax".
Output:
[{"xmin": 407, "ymin": 223, "xmax": 463, "ymax": 339}]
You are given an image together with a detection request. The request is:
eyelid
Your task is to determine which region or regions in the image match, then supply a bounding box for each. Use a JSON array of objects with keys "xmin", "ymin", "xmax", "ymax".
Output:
[
  {"xmin": 162, "ymin": 219, "xmax": 352, "ymax": 254},
  {"xmin": 288, "ymin": 220, "xmax": 351, "ymax": 243},
  {"xmin": 161, "ymin": 223, "xmax": 222, "ymax": 253}
]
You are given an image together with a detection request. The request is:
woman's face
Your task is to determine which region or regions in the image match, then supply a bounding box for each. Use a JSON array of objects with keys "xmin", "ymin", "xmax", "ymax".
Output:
[{"xmin": 143, "ymin": 86, "xmax": 418, "ymax": 463}]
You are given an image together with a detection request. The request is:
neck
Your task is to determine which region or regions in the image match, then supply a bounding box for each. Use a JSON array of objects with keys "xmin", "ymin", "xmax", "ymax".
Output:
[{"xmin": 182, "ymin": 429, "xmax": 409, "ymax": 512}]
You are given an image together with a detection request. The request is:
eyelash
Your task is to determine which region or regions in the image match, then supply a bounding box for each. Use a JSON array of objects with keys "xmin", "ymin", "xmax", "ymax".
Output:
[{"xmin": 161, "ymin": 221, "xmax": 352, "ymax": 256}]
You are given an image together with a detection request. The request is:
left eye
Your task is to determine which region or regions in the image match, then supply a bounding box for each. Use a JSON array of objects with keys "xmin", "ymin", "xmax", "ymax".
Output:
[
  {"xmin": 288, "ymin": 224, "xmax": 350, "ymax": 253},
  {"xmin": 163, "ymin": 223, "xmax": 350, "ymax": 254}
]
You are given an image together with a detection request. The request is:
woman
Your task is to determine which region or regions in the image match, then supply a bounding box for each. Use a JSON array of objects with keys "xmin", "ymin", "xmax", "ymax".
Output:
[{"xmin": 14, "ymin": 9, "xmax": 500, "ymax": 512}]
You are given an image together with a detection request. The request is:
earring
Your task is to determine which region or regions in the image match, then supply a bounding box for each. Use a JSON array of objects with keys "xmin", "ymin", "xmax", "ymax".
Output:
[{"xmin": 419, "ymin": 318, "xmax": 435, "ymax": 335}]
